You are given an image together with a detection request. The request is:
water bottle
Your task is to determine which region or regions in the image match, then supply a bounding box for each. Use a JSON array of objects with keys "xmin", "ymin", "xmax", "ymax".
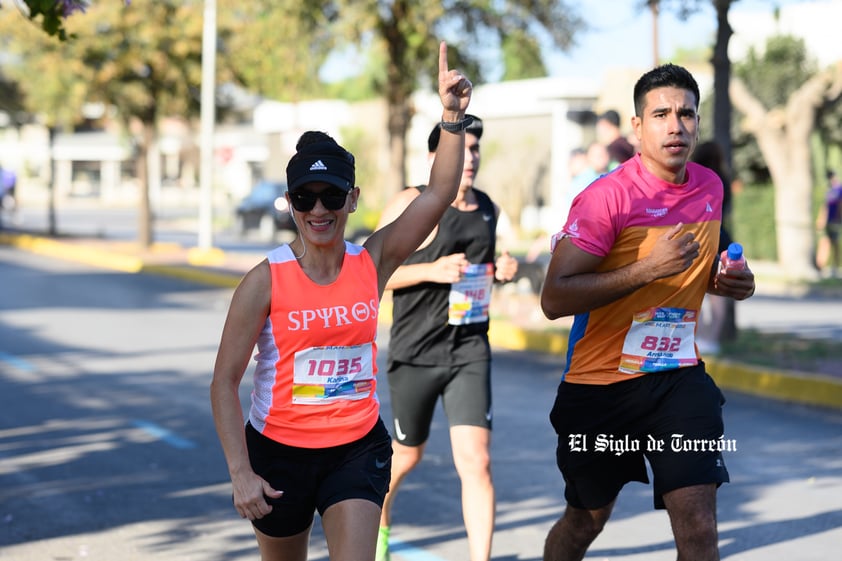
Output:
[{"xmin": 720, "ymin": 242, "xmax": 746, "ymax": 274}]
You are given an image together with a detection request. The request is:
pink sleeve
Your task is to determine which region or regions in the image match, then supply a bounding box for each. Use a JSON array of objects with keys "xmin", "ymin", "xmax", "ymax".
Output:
[{"xmin": 550, "ymin": 180, "xmax": 622, "ymax": 257}]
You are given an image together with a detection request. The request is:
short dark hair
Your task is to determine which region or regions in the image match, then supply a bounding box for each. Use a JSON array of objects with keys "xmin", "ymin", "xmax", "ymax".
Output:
[
  {"xmin": 427, "ymin": 114, "xmax": 483, "ymax": 153},
  {"xmin": 633, "ymin": 64, "xmax": 700, "ymax": 117},
  {"xmin": 598, "ymin": 110, "xmax": 621, "ymax": 128}
]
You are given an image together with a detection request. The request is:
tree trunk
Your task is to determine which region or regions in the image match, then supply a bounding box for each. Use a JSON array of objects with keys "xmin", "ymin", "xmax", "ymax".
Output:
[
  {"xmin": 758, "ymin": 122, "xmax": 815, "ymax": 279},
  {"xmin": 711, "ymin": 0, "xmax": 733, "ymax": 175},
  {"xmin": 731, "ymin": 63, "xmax": 842, "ymax": 280},
  {"xmin": 386, "ymin": 98, "xmax": 410, "ymax": 194},
  {"xmin": 136, "ymin": 122, "xmax": 154, "ymax": 248},
  {"xmin": 380, "ymin": 3, "xmax": 413, "ymax": 196},
  {"xmin": 48, "ymin": 126, "xmax": 58, "ymax": 236},
  {"xmin": 711, "ymin": 0, "xmax": 736, "ymax": 340}
]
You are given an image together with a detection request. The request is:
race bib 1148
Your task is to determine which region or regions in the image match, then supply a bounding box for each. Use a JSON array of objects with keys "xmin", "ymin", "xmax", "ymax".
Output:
[{"xmin": 448, "ymin": 263, "xmax": 494, "ymax": 325}]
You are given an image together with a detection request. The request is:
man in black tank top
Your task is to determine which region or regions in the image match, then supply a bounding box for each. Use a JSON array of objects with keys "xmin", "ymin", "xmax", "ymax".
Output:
[{"xmin": 373, "ymin": 115, "xmax": 518, "ymax": 561}]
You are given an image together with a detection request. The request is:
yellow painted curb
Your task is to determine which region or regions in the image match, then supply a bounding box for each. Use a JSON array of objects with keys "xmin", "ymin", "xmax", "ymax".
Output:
[
  {"xmin": 140, "ymin": 264, "xmax": 242, "ymax": 288},
  {"xmin": 706, "ymin": 358, "xmax": 842, "ymax": 410},
  {"xmin": 187, "ymin": 246, "xmax": 227, "ymax": 266},
  {"xmin": 1, "ymin": 232, "xmax": 143, "ymax": 273},
  {"xmin": 489, "ymin": 321, "xmax": 568, "ymax": 356}
]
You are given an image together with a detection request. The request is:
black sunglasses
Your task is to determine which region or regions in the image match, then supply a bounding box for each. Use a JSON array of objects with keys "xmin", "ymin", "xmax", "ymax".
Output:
[{"xmin": 289, "ymin": 188, "xmax": 349, "ymax": 212}]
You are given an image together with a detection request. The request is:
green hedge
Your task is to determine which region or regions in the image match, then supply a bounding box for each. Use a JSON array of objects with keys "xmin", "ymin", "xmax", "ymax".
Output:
[{"xmin": 731, "ymin": 183, "xmax": 778, "ymax": 261}]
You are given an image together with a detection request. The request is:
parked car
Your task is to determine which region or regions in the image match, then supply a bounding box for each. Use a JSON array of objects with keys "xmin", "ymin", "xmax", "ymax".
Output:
[{"xmin": 235, "ymin": 180, "xmax": 296, "ymax": 239}]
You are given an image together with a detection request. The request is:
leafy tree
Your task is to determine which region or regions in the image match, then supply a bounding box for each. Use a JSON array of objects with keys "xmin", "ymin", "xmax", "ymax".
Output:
[
  {"xmin": 501, "ymin": 30, "xmax": 547, "ymax": 81},
  {"xmin": 4, "ymin": 0, "xmax": 96, "ymax": 41},
  {"xmin": 0, "ymin": 10, "xmax": 91, "ymax": 130},
  {"xmin": 3, "ymin": 1, "xmax": 583, "ymax": 242},
  {"xmin": 324, "ymin": 46, "xmax": 388, "ymax": 101},
  {"xmin": 0, "ymin": 70, "xmax": 27, "ymax": 126},
  {"xmin": 220, "ymin": 1, "xmax": 336, "ymax": 102},
  {"xmin": 0, "ymin": 1, "xmax": 240, "ymax": 247},
  {"xmin": 731, "ymin": 35, "xmax": 842, "ymax": 279},
  {"xmin": 316, "ymin": 0, "xmax": 584, "ymax": 193}
]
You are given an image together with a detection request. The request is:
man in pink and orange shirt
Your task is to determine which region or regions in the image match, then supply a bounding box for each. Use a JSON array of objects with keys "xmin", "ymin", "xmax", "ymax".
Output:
[{"xmin": 541, "ymin": 63, "xmax": 755, "ymax": 561}]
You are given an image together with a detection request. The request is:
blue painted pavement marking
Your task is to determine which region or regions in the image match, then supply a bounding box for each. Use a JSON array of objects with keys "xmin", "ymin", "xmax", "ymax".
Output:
[
  {"xmin": 132, "ymin": 420, "xmax": 196, "ymax": 449},
  {"xmin": 0, "ymin": 351, "xmax": 35, "ymax": 372},
  {"xmin": 130, "ymin": 418, "xmax": 442, "ymax": 558}
]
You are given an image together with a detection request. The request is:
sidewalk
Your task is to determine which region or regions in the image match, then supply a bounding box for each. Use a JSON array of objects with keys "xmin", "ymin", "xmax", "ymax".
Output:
[{"xmin": 2, "ymin": 229, "xmax": 842, "ymax": 410}]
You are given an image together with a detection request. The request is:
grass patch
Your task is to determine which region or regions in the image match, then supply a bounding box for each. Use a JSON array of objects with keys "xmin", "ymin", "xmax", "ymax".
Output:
[
  {"xmin": 721, "ymin": 328, "xmax": 842, "ymax": 375},
  {"xmin": 731, "ymin": 183, "xmax": 778, "ymax": 261}
]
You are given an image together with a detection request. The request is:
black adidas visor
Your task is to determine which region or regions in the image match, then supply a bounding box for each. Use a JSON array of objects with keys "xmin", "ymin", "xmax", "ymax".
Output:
[{"xmin": 286, "ymin": 145, "xmax": 355, "ymax": 193}]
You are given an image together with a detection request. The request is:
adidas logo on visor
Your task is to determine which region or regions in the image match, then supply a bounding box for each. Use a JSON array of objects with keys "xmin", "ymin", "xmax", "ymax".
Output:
[{"xmin": 309, "ymin": 160, "xmax": 328, "ymax": 171}]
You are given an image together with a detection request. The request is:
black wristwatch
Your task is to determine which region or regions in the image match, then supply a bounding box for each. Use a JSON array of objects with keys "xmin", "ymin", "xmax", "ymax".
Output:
[{"xmin": 439, "ymin": 115, "xmax": 474, "ymax": 133}]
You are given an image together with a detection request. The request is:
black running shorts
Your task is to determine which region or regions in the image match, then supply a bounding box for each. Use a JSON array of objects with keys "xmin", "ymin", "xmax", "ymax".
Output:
[
  {"xmin": 386, "ymin": 360, "xmax": 492, "ymax": 447},
  {"xmin": 245, "ymin": 418, "xmax": 392, "ymax": 537},
  {"xmin": 549, "ymin": 362, "xmax": 730, "ymax": 510}
]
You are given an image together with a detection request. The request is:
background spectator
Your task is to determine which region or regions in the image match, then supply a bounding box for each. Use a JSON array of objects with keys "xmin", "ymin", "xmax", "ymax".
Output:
[
  {"xmin": 596, "ymin": 109, "xmax": 636, "ymax": 167},
  {"xmin": 816, "ymin": 169, "xmax": 842, "ymax": 276}
]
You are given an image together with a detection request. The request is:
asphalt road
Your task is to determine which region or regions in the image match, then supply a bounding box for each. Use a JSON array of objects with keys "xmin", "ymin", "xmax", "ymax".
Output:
[
  {"xmin": 1, "ymin": 245, "xmax": 841, "ymax": 561},
  {"xmin": 7, "ymin": 200, "xmax": 293, "ymax": 252}
]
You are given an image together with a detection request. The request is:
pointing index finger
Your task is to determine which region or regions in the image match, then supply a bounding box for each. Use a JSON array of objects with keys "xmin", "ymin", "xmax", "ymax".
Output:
[{"xmin": 439, "ymin": 41, "xmax": 448, "ymax": 75}]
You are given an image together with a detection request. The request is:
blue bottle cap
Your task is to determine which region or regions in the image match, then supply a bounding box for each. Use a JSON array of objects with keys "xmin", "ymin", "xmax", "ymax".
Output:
[{"xmin": 727, "ymin": 242, "xmax": 743, "ymax": 261}]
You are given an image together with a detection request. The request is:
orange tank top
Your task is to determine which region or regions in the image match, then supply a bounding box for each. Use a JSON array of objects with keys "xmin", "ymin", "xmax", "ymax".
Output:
[{"xmin": 248, "ymin": 242, "xmax": 381, "ymax": 448}]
